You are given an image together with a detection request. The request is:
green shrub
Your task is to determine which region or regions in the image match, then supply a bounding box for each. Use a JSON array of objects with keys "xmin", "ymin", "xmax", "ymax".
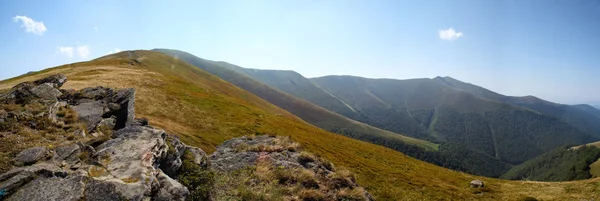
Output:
[{"xmin": 178, "ymin": 150, "xmax": 215, "ymax": 201}]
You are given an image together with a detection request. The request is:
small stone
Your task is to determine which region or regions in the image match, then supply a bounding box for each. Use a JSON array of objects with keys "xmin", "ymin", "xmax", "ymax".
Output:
[
  {"xmin": 74, "ymin": 130, "xmax": 86, "ymax": 138},
  {"xmin": 133, "ymin": 118, "xmax": 149, "ymax": 126},
  {"xmin": 90, "ymin": 132, "xmax": 103, "ymax": 138},
  {"xmin": 107, "ymin": 103, "xmax": 120, "ymax": 111},
  {"xmin": 470, "ymin": 179, "xmax": 484, "ymax": 188}
]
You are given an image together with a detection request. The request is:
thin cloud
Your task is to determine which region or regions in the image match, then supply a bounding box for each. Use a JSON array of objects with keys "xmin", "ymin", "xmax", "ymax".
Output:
[
  {"xmin": 77, "ymin": 45, "xmax": 90, "ymax": 58},
  {"xmin": 13, "ymin": 15, "xmax": 47, "ymax": 35},
  {"xmin": 57, "ymin": 45, "xmax": 90, "ymax": 58},
  {"xmin": 57, "ymin": 46, "xmax": 74, "ymax": 57},
  {"xmin": 438, "ymin": 28, "xmax": 463, "ymax": 41},
  {"xmin": 94, "ymin": 27, "xmax": 98, "ymax": 31}
]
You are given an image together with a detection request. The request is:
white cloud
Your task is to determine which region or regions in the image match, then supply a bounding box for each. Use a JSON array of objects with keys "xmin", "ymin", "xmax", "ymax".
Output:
[
  {"xmin": 77, "ymin": 45, "xmax": 90, "ymax": 58},
  {"xmin": 57, "ymin": 45, "xmax": 90, "ymax": 58},
  {"xmin": 57, "ymin": 46, "xmax": 74, "ymax": 57},
  {"xmin": 438, "ymin": 28, "xmax": 463, "ymax": 41},
  {"xmin": 13, "ymin": 15, "xmax": 47, "ymax": 35},
  {"xmin": 107, "ymin": 48, "xmax": 121, "ymax": 54}
]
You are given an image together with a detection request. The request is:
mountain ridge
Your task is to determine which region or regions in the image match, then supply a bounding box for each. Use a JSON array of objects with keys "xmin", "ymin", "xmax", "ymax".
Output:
[
  {"xmin": 151, "ymin": 52, "xmax": 596, "ymax": 168},
  {"xmin": 2, "ymin": 50, "xmax": 600, "ymax": 199}
]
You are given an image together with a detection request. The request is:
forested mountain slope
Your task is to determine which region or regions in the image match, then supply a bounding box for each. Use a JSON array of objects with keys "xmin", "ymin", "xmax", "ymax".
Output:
[
  {"xmin": 434, "ymin": 76, "xmax": 600, "ymax": 139},
  {"xmin": 311, "ymin": 75, "xmax": 597, "ymax": 165}
]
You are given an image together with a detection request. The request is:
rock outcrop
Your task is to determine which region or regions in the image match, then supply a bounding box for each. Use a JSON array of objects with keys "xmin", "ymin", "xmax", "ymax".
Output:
[
  {"xmin": 0, "ymin": 74, "xmax": 373, "ymax": 201},
  {"xmin": 0, "ymin": 75, "xmax": 206, "ymax": 201},
  {"xmin": 210, "ymin": 135, "xmax": 374, "ymax": 201}
]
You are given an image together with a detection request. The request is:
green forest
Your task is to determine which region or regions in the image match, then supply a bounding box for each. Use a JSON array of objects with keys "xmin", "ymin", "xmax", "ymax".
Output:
[{"xmin": 501, "ymin": 145, "xmax": 600, "ymax": 181}]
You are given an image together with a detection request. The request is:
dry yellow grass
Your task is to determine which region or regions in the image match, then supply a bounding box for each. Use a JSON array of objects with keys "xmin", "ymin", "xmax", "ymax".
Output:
[{"xmin": 1, "ymin": 50, "xmax": 599, "ymax": 200}]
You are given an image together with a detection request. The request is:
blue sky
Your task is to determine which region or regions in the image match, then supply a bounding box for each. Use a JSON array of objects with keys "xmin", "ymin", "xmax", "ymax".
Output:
[{"xmin": 1, "ymin": 0, "xmax": 599, "ymax": 104}]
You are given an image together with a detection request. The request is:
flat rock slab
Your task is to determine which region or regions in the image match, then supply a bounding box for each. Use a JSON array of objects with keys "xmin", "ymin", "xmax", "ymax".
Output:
[
  {"xmin": 30, "ymin": 83, "xmax": 62, "ymax": 101},
  {"xmin": 15, "ymin": 147, "xmax": 48, "ymax": 165},
  {"xmin": 6, "ymin": 174, "xmax": 86, "ymax": 201}
]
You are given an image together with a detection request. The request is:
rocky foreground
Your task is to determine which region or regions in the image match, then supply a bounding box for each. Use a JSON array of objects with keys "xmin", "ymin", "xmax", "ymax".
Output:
[{"xmin": 0, "ymin": 74, "xmax": 372, "ymax": 201}]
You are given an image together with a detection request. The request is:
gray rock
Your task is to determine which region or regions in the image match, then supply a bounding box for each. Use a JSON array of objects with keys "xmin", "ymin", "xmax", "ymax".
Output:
[
  {"xmin": 92, "ymin": 126, "xmax": 168, "ymax": 200},
  {"xmin": 0, "ymin": 171, "xmax": 35, "ymax": 195},
  {"xmin": 211, "ymin": 151, "xmax": 259, "ymax": 172},
  {"xmin": 6, "ymin": 173, "xmax": 86, "ymax": 201},
  {"xmin": 3, "ymin": 82, "xmax": 36, "ymax": 104},
  {"xmin": 54, "ymin": 144, "xmax": 80, "ymax": 161},
  {"xmin": 132, "ymin": 117, "xmax": 149, "ymax": 126},
  {"xmin": 72, "ymin": 101, "xmax": 105, "ymax": 132},
  {"xmin": 161, "ymin": 135, "xmax": 186, "ymax": 176},
  {"xmin": 33, "ymin": 74, "xmax": 67, "ymax": 88},
  {"xmin": 104, "ymin": 88, "xmax": 135, "ymax": 129},
  {"xmin": 83, "ymin": 179, "xmax": 127, "ymax": 201},
  {"xmin": 15, "ymin": 146, "xmax": 49, "ymax": 165},
  {"xmin": 79, "ymin": 86, "xmax": 113, "ymax": 100},
  {"xmin": 48, "ymin": 101, "xmax": 67, "ymax": 123},
  {"xmin": 153, "ymin": 170, "xmax": 189, "ymax": 201},
  {"xmin": 54, "ymin": 144, "xmax": 82, "ymax": 167},
  {"xmin": 98, "ymin": 117, "xmax": 117, "ymax": 131},
  {"xmin": 0, "ymin": 162, "xmax": 68, "ymax": 195},
  {"xmin": 30, "ymin": 83, "xmax": 62, "ymax": 101},
  {"xmin": 185, "ymin": 146, "xmax": 208, "ymax": 167},
  {"xmin": 74, "ymin": 129, "xmax": 86, "ymax": 138},
  {"xmin": 107, "ymin": 103, "xmax": 121, "ymax": 111},
  {"xmin": 470, "ymin": 179, "xmax": 484, "ymax": 188}
]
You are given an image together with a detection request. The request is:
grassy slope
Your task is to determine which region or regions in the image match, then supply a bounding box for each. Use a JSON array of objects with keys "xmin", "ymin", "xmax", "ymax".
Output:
[
  {"xmin": 153, "ymin": 49, "xmax": 437, "ymax": 151},
  {"xmin": 2, "ymin": 51, "xmax": 600, "ymax": 200}
]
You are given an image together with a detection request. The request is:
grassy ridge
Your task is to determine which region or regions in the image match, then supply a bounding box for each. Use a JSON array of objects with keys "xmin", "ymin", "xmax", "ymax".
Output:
[
  {"xmin": 153, "ymin": 48, "xmax": 438, "ymax": 151},
  {"xmin": 1, "ymin": 50, "xmax": 599, "ymax": 200}
]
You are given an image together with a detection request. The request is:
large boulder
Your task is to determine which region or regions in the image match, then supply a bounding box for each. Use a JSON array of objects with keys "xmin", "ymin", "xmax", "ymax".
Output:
[
  {"xmin": 0, "ymin": 126, "xmax": 196, "ymax": 201},
  {"xmin": 91, "ymin": 126, "xmax": 168, "ymax": 200},
  {"xmin": 1, "ymin": 74, "xmax": 66, "ymax": 104}
]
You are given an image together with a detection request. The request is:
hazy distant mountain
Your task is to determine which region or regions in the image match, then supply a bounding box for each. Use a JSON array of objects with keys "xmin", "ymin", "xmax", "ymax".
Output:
[
  {"xmin": 434, "ymin": 76, "xmax": 600, "ymax": 139},
  {"xmin": 311, "ymin": 75, "xmax": 596, "ymax": 164}
]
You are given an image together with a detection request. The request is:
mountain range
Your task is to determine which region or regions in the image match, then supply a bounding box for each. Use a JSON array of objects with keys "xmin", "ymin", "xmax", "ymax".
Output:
[
  {"xmin": 1, "ymin": 49, "xmax": 599, "ymax": 199},
  {"xmin": 157, "ymin": 49, "xmax": 600, "ymax": 168}
]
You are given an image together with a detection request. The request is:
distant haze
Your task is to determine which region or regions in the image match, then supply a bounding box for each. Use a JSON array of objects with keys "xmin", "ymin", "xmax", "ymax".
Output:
[{"xmin": 1, "ymin": 1, "xmax": 600, "ymax": 104}]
